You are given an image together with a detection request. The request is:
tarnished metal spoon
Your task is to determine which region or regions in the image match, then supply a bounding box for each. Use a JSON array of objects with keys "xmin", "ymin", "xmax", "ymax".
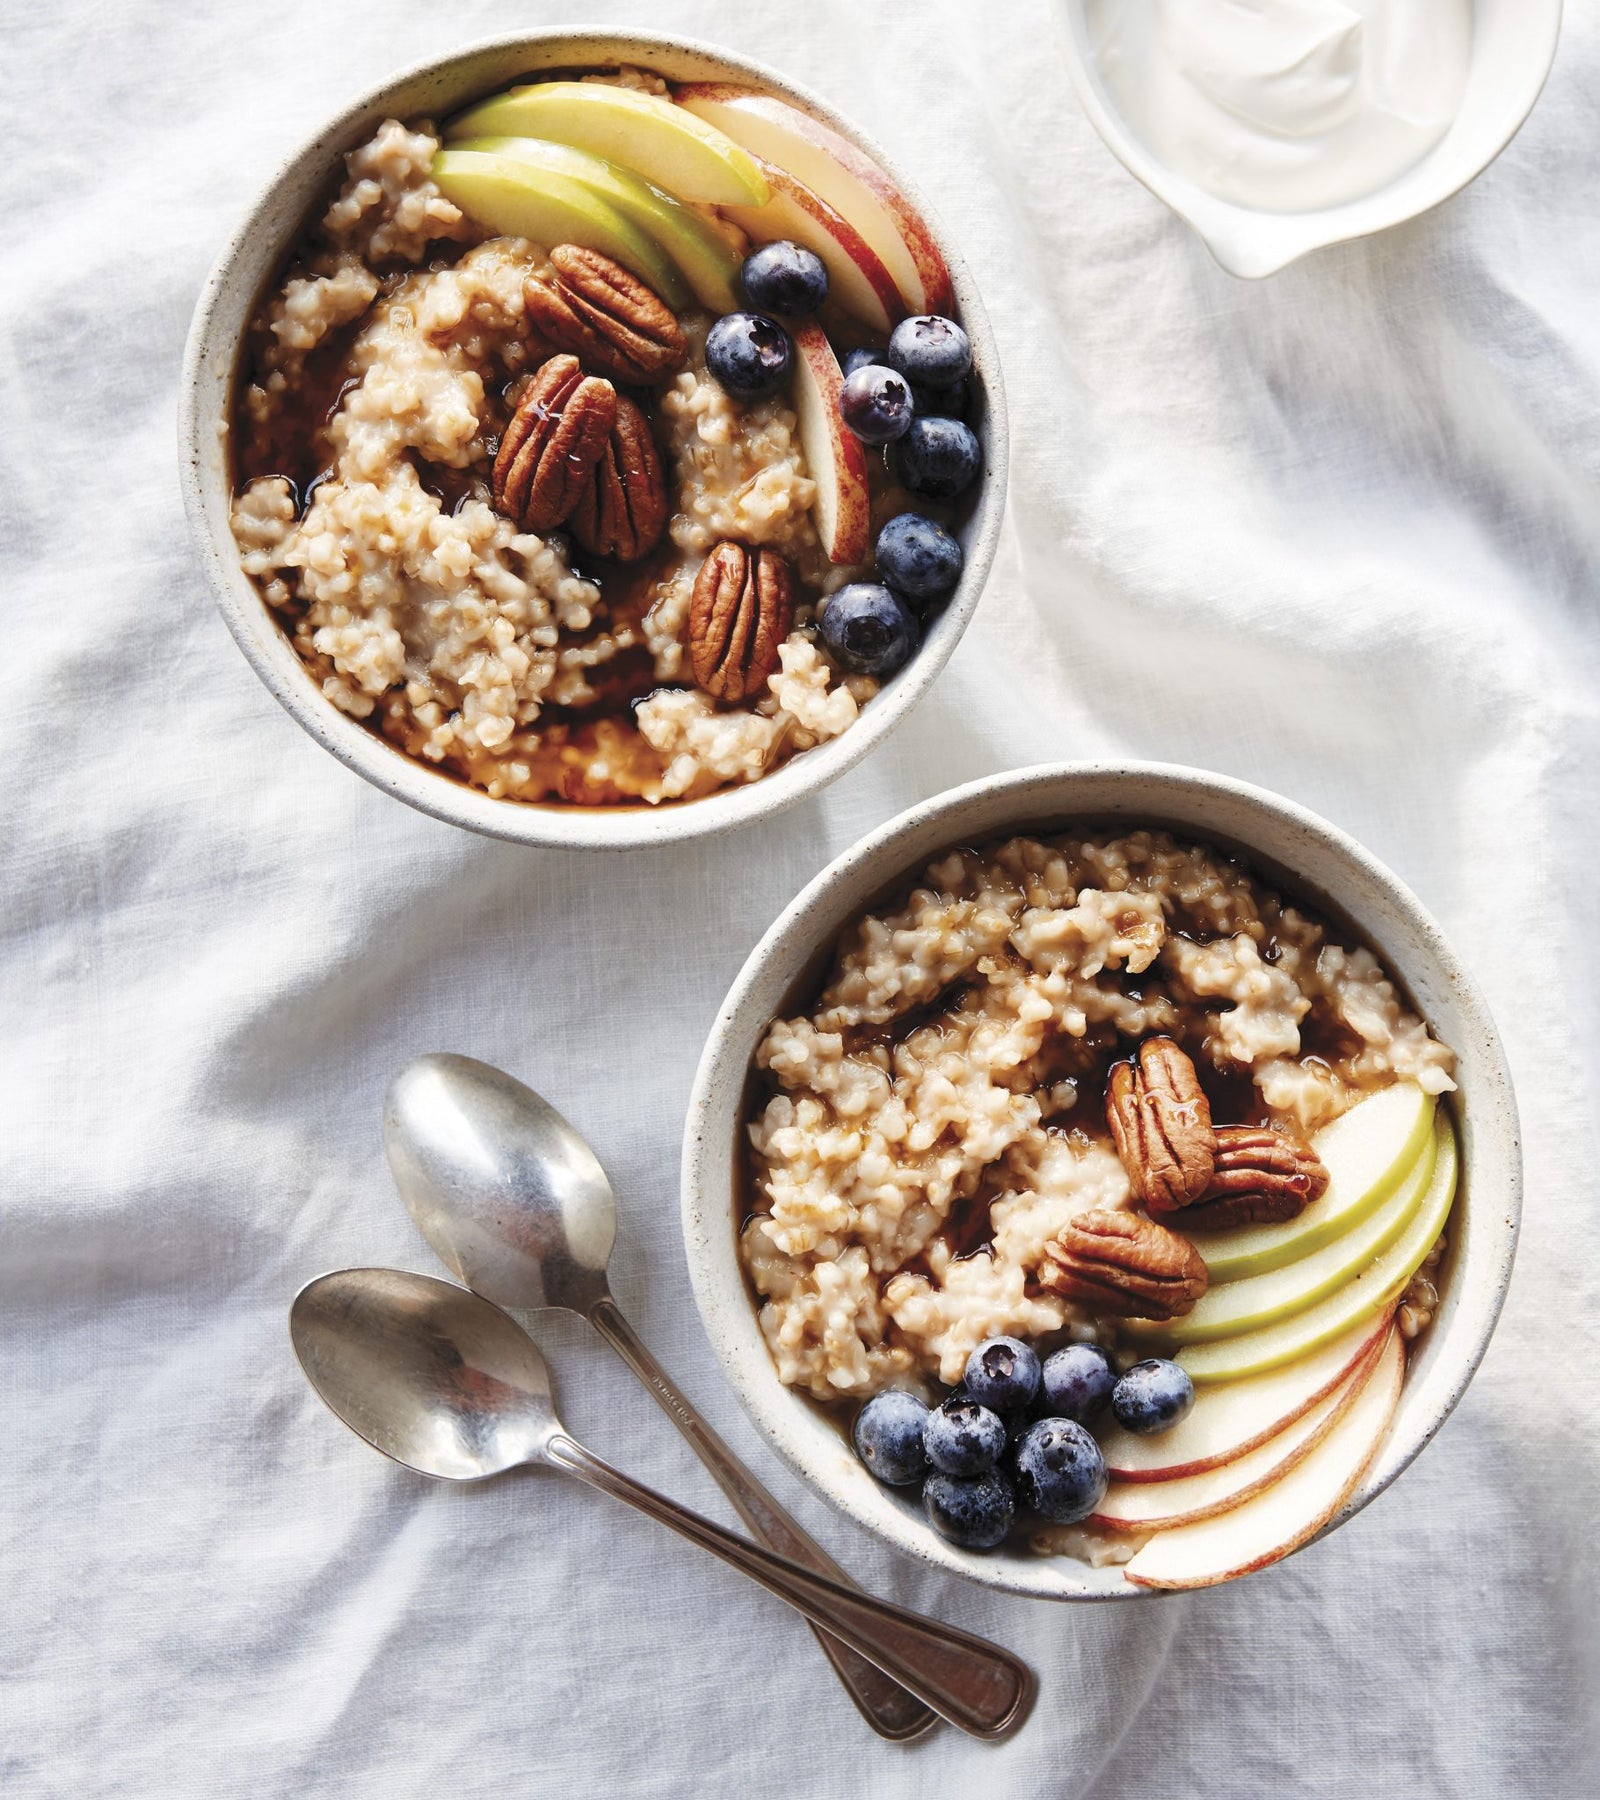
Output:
[
  {"xmin": 290, "ymin": 1267, "xmax": 1034, "ymax": 1741},
  {"xmin": 382, "ymin": 1053, "xmax": 960, "ymax": 1740}
]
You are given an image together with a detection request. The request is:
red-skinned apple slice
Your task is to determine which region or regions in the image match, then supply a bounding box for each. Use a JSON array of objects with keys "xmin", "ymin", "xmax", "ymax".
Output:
[
  {"xmin": 790, "ymin": 321, "xmax": 871, "ymax": 564},
  {"xmin": 1091, "ymin": 1328, "xmax": 1387, "ymax": 1532},
  {"xmin": 718, "ymin": 155, "xmax": 903, "ymax": 335},
  {"xmin": 1123, "ymin": 1328, "xmax": 1403, "ymax": 1590},
  {"xmin": 677, "ymin": 84, "xmax": 953, "ymax": 315},
  {"xmin": 1098, "ymin": 1310, "xmax": 1393, "ymax": 1483}
]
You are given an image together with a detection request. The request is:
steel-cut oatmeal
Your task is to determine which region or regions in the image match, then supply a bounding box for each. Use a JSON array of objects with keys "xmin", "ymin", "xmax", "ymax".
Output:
[
  {"xmin": 228, "ymin": 70, "xmax": 981, "ymax": 806},
  {"xmin": 741, "ymin": 828, "xmax": 1458, "ymax": 1403}
]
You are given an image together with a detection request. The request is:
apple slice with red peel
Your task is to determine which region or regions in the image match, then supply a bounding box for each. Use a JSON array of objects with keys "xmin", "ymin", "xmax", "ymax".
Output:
[
  {"xmin": 790, "ymin": 321, "xmax": 871, "ymax": 565},
  {"xmin": 1091, "ymin": 1327, "xmax": 1387, "ymax": 1531},
  {"xmin": 1098, "ymin": 1309, "xmax": 1392, "ymax": 1483},
  {"xmin": 677, "ymin": 84, "xmax": 953, "ymax": 315},
  {"xmin": 718, "ymin": 155, "xmax": 903, "ymax": 335},
  {"xmin": 1123, "ymin": 1327, "xmax": 1403, "ymax": 1590}
]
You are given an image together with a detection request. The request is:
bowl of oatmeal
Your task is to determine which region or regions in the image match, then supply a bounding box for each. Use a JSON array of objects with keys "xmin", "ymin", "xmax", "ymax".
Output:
[
  {"xmin": 179, "ymin": 32, "xmax": 1006, "ymax": 848},
  {"xmin": 682, "ymin": 763, "xmax": 1519, "ymax": 1597}
]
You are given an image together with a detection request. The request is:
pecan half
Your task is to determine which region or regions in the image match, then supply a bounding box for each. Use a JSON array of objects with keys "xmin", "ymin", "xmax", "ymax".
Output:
[
  {"xmin": 1180, "ymin": 1125, "xmax": 1330, "ymax": 1231},
  {"xmin": 1106, "ymin": 1038, "xmax": 1217, "ymax": 1215},
  {"xmin": 524, "ymin": 245, "xmax": 688, "ymax": 386},
  {"xmin": 492, "ymin": 354, "xmax": 617, "ymax": 532},
  {"xmin": 687, "ymin": 542, "xmax": 795, "ymax": 702},
  {"xmin": 570, "ymin": 393, "xmax": 669, "ymax": 562},
  {"xmin": 1039, "ymin": 1209, "xmax": 1209, "ymax": 1321}
]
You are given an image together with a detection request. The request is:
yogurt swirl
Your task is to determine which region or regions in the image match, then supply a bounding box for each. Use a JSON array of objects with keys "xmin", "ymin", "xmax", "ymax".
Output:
[{"xmin": 1085, "ymin": 0, "xmax": 1473, "ymax": 214}]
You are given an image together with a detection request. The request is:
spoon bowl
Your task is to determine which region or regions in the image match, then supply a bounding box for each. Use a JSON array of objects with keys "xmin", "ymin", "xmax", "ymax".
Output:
[
  {"xmin": 385, "ymin": 1053, "xmax": 615, "ymax": 1314},
  {"xmin": 290, "ymin": 1267, "xmax": 558, "ymax": 1479}
]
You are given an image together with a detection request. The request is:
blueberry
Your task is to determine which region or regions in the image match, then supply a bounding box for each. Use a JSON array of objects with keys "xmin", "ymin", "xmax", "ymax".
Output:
[
  {"xmin": 818, "ymin": 583, "xmax": 920, "ymax": 677},
  {"xmin": 887, "ymin": 314, "xmax": 972, "ymax": 387},
  {"xmin": 852, "ymin": 1390, "xmax": 931, "ymax": 1487},
  {"xmin": 839, "ymin": 364, "xmax": 915, "ymax": 444},
  {"xmin": 705, "ymin": 311, "xmax": 792, "ymax": 400},
  {"xmin": 892, "ymin": 417, "xmax": 981, "ymax": 501},
  {"xmin": 923, "ymin": 1396, "xmax": 1006, "ymax": 1476},
  {"xmin": 962, "ymin": 1336, "xmax": 1041, "ymax": 1415},
  {"xmin": 911, "ymin": 375, "xmax": 969, "ymax": 419},
  {"xmin": 1039, "ymin": 1343, "xmax": 1116, "ymax": 1425},
  {"xmin": 1011, "ymin": 1418, "xmax": 1108, "ymax": 1524},
  {"xmin": 841, "ymin": 345, "xmax": 884, "ymax": 380},
  {"xmin": 1112, "ymin": 1359, "xmax": 1196, "ymax": 1436},
  {"xmin": 740, "ymin": 241, "xmax": 828, "ymax": 316},
  {"xmin": 875, "ymin": 513, "xmax": 963, "ymax": 603},
  {"xmin": 923, "ymin": 1470, "xmax": 1015, "ymax": 1550}
]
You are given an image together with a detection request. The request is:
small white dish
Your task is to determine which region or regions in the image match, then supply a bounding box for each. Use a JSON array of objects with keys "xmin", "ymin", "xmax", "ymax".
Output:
[
  {"xmin": 1056, "ymin": 0, "xmax": 1563, "ymax": 277},
  {"xmin": 178, "ymin": 31, "xmax": 1007, "ymax": 851},
  {"xmin": 681, "ymin": 762, "xmax": 1520, "ymax": 1599}
]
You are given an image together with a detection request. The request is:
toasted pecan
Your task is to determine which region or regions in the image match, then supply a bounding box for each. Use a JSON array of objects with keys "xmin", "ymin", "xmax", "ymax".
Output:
[
  {"xmin": 524, "ymin": 245, "xmax": 688, "ymax": 385},
  {"xmin": 1040, "ymin": 1209, "xmax": 1209, "ymax": 1321},
  {"xmin": 687, "ymin": 542, "xmax": 795, "ymax": 702},
  {"xmin": 570, "ymin": 393, "xmax": 669, "ymax": 562},
  {"xmin": 1180, "ymin": 1125, "xmax": 1330, "ymax": 1231},
  {"xmin": 1106, "ymin": 1038, "xmax": 1217, "ymax": 1214},
  {"xmin": 492, "ymin": 354, "xmax": 617, "ymax": 532}
]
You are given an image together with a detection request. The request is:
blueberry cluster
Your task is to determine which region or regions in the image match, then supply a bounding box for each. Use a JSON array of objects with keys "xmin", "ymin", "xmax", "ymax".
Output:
[
  {"xmin": 851, "ymin": 1337, "xmax": 1195, "ymax": 1552},
  {"xmin": 838, "ymin": 315, "xmax": 981, "ymax": 500},
  {"xmin": 823, "ymin": 314, "xmax": 978, "ymax": 682},
  {"xmin": 704, "ymin": 241, "xmax": 832, "ymax": 400},
  {"xmin": 706, "ymin": 257, "xmax": 982, "ymax": 691}
]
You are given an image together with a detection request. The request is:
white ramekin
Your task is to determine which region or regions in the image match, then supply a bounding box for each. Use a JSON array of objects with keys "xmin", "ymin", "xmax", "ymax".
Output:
[
  {"xmin": 682, "ymin": 763, "xmax": 1520, "ymax": 1599},
  {"xmin": 179, "ymin": 31, "xmax": 1007, "ymax": 850},
  {"xmin": 1056, "ymin": 1, "xmax": 1563, "ymax": 278}
]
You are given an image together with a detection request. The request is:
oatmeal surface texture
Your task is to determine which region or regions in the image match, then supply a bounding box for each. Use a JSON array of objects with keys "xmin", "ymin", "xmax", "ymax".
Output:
[
  {"xmin": 741, "ymin": 830, "xmax": 1458, "ymax": 1400},
  {"xmin": 231, "ymin": 120, "xmax": 872, "ymax": 805}
]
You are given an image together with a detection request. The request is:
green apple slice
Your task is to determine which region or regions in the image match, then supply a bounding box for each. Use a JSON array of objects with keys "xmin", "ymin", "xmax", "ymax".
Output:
[
  {"xmin": 1177, "ymin": 1110, "xmax": 1457, "ymax": 1384},
  {"xmin": 431, "ymin": 150, "xmax": 688, "ymax": 306},
  {"xmin": 1187, "ymin": 1082, "xmax": 1436, "ymax": 1283},
  {"xmin": 1133, "ymin": 1125, "xmax": 1437, "ymax": 1345},
  {"xmin": 451, "ymin": 136, "xmax": 741, "ymax": 312},
  {"xmin": 446, "ymin": 82, "xmax": 770, "ymax": 207}
]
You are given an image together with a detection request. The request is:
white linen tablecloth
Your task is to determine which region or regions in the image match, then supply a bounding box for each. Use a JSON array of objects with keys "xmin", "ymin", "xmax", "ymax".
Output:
[{"xmin": 5, "ymin": 1, "xmax": 1598, "ymax": 1793}]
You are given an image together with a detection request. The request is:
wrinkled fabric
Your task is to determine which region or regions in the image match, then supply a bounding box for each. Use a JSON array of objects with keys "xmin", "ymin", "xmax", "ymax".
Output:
[{"xmin": 3, "ymin": 1, "xmax": 1598, "ymax": 1795}]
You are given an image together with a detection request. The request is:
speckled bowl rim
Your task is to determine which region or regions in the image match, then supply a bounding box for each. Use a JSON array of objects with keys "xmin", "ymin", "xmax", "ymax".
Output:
[
  {"xmin": 177, "ymin": 29, "xmax": 1008, "ymax": 850},
  {"xmin": 682, "ymin": 762, "xmax": 1520, "ymax": 1599}
]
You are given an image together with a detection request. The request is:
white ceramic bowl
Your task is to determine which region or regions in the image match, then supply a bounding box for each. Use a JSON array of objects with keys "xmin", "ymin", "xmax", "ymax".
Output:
[
  {"xmin": 179, "ymin": 31, "xmax": 1007, "ymax": 850},
  {"xmin": 682, "ymin": 763, "xmax": 1520, "ymax": 1599},
  {"xmin": 1056, "ymin": 1, "xmax": 1563, "ymax": 278}
]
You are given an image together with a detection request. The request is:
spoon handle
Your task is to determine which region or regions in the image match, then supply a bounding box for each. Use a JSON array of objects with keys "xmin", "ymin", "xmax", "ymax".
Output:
[
  {"xmin": 545, "ymin": 1431, "xmax": 1034, "ymax": 1742},
  {"xmin": 589, "ymin": 1296, "xmax": 937, "ymax": 1742}
]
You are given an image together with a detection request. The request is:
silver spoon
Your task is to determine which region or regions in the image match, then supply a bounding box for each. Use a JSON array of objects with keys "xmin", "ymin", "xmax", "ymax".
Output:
[
  {"xmin": 290, "ymin": 1267, "xmax": 1033, "ymax": 1741},
  {"xmin": 382, "ymin": 1053, "xmax": 963, "ymax": 1741}
]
